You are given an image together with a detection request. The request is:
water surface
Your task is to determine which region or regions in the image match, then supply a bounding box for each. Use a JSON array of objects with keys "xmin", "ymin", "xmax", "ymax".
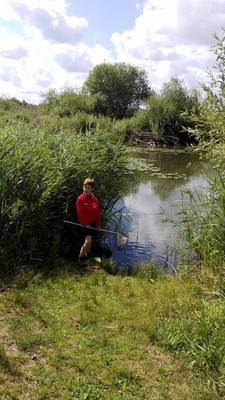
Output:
[{"xmin": 107, "ymin": 148, "xmax": 210, "ymax": 270}]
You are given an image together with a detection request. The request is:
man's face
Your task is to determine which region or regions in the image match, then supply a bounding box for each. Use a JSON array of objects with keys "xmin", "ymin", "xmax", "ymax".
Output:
[{"xmin": 83, "ymin": 184, "xmax": 93, "ymax": 196}]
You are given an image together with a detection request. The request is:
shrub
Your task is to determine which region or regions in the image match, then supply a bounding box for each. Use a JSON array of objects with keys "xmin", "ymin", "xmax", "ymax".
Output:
[
  {"xmin": 40, "ymin": 88, "xmax": 99, "ymax": 117},
  {"xmin": 143, "ymin": 79, "xmax": 200, "ymax": 145},
  {"xmin": 0, "ymin": 122, "xmax": 128, "ymax": 275},
  {"xmin": 111, "ymin": 118, "xmax": 137, "ymax": 143}
]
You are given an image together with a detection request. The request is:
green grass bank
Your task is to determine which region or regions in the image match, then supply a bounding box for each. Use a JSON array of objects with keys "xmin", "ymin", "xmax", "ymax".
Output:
[{"xmin": 0, "ymin": 261, "xmax": 225, "ymax": 400}]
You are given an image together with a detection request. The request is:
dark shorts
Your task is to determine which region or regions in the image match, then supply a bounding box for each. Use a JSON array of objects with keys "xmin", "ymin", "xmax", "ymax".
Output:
[{"xmin": 81, "ymin": 224, "xmax": 98, "ymax": 238}]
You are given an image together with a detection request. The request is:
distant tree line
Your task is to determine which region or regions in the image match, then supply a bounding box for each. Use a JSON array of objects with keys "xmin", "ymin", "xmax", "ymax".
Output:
[{"xmin": 0, "ymin": 59, "xmax": 215, "ymax": 146}]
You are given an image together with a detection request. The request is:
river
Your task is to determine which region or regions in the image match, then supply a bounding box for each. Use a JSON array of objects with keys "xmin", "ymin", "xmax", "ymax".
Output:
[{"xmin": 106, "ymin": 148, "xmax": 211, "ymax": 271}]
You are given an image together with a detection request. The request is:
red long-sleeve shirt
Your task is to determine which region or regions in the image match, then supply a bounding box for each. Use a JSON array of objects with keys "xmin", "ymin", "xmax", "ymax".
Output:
[{"xmin": 76, "ymin": 193, "xmax": 101, "ymax": 226}]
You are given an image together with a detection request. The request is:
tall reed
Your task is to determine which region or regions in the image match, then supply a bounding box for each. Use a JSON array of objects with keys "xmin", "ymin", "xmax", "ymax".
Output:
[
  {"xmin": 172, "ymin": 177, "xmax": 225, "ymax": 269},
  {"xmin": 0, "ymin": 122, "xmax": 127, "ymax": 275}
]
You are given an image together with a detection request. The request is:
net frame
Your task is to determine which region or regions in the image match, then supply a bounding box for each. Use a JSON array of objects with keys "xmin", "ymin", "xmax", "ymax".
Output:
[
  {"xmin": 116, "ymin": 232, "xmax": 129, "ymax": 249},
  {"xmin": 64, "ymin": 220, "xmax": 129, "ymax": 249}
]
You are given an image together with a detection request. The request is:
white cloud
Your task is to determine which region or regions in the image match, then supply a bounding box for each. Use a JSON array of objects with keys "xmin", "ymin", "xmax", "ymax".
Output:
[
  {"xmin": 12, "ymin": 2, "xmax": 88, "ymax": 44},
  {"xmin": 55, "ymin": 43, "xmax": 111, "ymax": 73},
  {"xmin": 1, "ymin": 46, "xmax": 27, "ymax": 59},
  {"xmin": 0, "ymin": 0, "xmax": 69, "ymax": 21},
  {"xmin": 55, "ymin": 51, "xmax": 93, "ymax": 73},
  {"xmin": 0, "ymin": 0, "xmax": 224, "ymax": 103},
  {"xmin": 111, "ymin": 0, "xmax": 225, "ymax": 90},
  {"xmin": 0, "ymin": 0, "xmax": 112, "ymax": 103}
]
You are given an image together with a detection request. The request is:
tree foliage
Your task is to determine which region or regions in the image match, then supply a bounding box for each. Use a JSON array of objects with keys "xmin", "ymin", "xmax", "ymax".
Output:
[
  {"xmin": 84, "ymin": 62, "xmax": 151, "ymax": 119},
  {"xmin": 144, "ymin": 78, "xmax": 200, "ymax": 144},
  {"xmin": 40, "ymin": 88, "xmax": 98, "ymax": 117}
]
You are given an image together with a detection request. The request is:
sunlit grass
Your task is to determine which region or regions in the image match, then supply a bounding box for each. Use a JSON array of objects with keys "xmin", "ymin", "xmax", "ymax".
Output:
[{"xmin": 0, "ymin": 262, "xmax": 224, "ymax": 399}]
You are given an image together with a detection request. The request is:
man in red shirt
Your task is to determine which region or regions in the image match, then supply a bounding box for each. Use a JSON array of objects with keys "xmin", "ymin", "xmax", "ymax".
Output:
[{"xmin": 76, "ymin": 178, "xmax": 101, "ymax": 263}]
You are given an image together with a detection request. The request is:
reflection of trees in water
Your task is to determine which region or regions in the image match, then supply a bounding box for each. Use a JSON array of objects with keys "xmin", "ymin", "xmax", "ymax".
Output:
[
  {"xmin": 149, "ymin": 152, "xmax": 204, "ymax": 175},
  {"xmin": 125, "ymin": 151, "xmax": 209, "ymax": 201},
  {"xmin": 114, "ymin": 151, "xmax": 211, "ymax": 267},
  {"xmin": 150, "ymin": 176, "xmax": 187, "ymax": 201}
]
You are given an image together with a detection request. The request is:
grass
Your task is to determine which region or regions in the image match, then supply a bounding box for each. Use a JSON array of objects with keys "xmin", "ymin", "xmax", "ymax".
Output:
[{"xmin": 0, "ymin": 261, "xmax": 225, "ymax": 399}]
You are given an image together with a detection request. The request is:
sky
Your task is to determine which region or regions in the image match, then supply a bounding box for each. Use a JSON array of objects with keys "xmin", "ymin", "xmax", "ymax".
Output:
[{"xmin": 0, "ymin": 0, "xmax": 224, "ymax": 104}]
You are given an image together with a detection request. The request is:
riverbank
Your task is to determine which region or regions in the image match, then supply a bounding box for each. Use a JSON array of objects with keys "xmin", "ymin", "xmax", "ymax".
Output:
[
  {"xmin": 128, "ymin": 145, "xmax": 196, "ymax": 153},
  {"xmin": 0, "ymin": 261, "xmax": 224, "ymax": 399}
]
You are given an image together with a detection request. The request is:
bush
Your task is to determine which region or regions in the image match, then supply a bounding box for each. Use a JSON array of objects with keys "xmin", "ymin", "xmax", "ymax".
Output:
[
  {"xmin": 40, "ymin": 88, "xmax": 99, "ymax": 117},
  {"xmin": 143, "ymin": 78, "xmax": 200, "ymax": 145},
  {"xmin": 111, "ymin": 118, "xmax": 137, "ymax": 142},
  {"xmin": 61, "ymin": 112, "xmax": 113, "ymax": 133},
  {"xmin": 0, "ymin": 122, "xmax": 128, "ymax": 275},
  {"xmin": 130, "ymin": 110, "xmax": 153, "ymax": 131}
]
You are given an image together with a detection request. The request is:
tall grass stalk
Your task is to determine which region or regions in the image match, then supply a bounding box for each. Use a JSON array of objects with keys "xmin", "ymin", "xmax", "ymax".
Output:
[
  {"xmin": 0, "ymin": 122, "xmax": 128, "ymax": 275},
  {"xmin": 170, "ymin": 177, "xmax": 225, "ymax": 269}
]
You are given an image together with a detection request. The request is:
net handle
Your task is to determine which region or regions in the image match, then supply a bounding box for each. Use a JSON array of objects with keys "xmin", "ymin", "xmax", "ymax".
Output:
[{"xmin": 63, "ymin": 220, "xmax": 128, "ymax": 239}]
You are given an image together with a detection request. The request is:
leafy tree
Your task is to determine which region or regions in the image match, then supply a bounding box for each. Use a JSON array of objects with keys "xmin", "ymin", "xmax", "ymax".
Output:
[
  {"xmin": 84, "ymin": 62, "xmax": 151, "ymax": 119},
  {"xmin": 144, "ymin": 78, "xmax": 199, "ymax": 145},
  {"xmin": 161, "ymin": 78, "xmax": 199, "ymax": 144}
]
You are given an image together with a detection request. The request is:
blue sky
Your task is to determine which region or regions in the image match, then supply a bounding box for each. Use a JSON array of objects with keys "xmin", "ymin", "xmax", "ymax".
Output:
[
  {"xmin": 68, "ymin": 0, "xmax": 142, "ymax": 51},
  {"xmin": 0, "ymin": 0, "xmax": 224, "ymax": 103}
]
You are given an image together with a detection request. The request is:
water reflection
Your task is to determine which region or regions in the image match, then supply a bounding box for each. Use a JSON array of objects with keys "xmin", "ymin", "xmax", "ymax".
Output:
[{"xmin": 108, "ymin": 150, "xmax": 210, "ymax": 269}]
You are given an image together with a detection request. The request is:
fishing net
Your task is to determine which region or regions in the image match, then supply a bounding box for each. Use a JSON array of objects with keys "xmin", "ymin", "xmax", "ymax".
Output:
[
  {"xmin": 116, "ymin": 232, "xmax": 129, "ymax": 250},
  {"xmin": 63, "ymin": 220, "xmax": 128, "ymax": 250}
]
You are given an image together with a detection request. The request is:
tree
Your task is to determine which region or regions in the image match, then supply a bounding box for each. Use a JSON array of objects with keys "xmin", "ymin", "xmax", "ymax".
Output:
[
  {"xmin": 84, "ymin": 62, "xmax": 151, "ymax": 119},
  {"xmin": 161, "ymin": 77, "xmax": 191, "ymax": 111},
  {"xmin": 145, "ymin": 77, "xmax": 199, "ymax": 145}
]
